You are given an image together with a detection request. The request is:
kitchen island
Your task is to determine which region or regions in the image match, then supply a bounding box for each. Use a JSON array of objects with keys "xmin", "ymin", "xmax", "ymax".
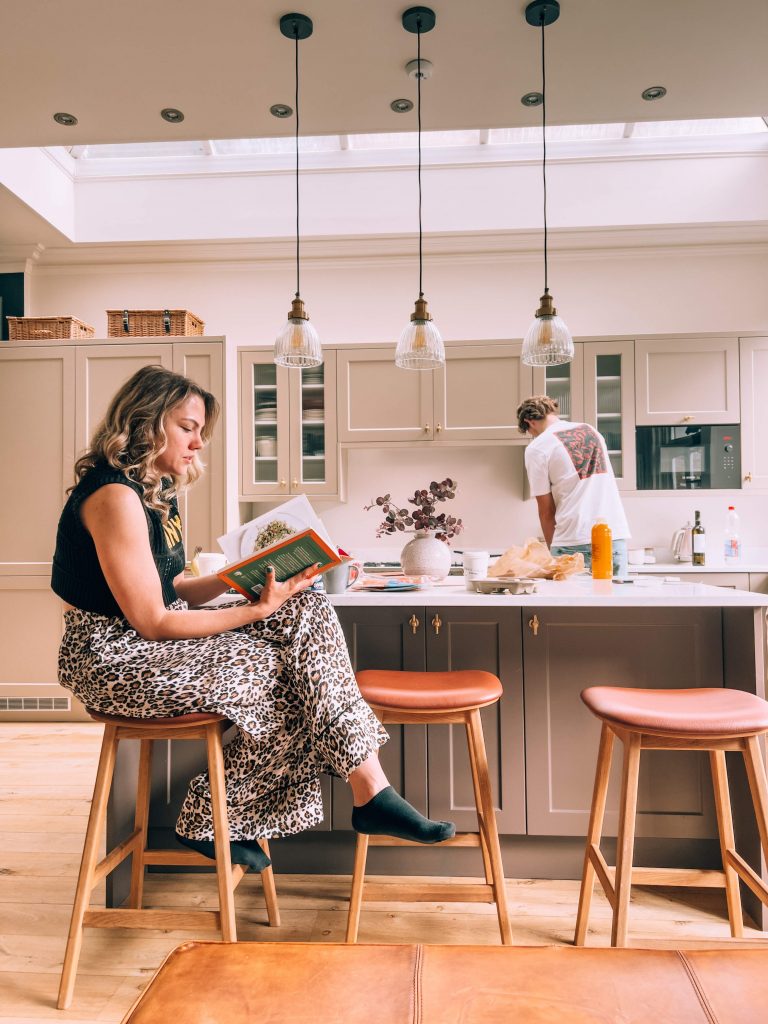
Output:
[{"xmin": 110, "ymin": 579, "xmax": 768, "ymax": 925}]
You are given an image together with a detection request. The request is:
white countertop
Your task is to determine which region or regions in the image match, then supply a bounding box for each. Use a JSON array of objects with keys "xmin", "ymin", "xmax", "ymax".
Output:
[
  {"xmin": 634, "ymin": 562, "xmax": 768, "ymax": 574},
  {"xmin": 328, "ymin": 575, "xmax": 768, "ymax": 608}
]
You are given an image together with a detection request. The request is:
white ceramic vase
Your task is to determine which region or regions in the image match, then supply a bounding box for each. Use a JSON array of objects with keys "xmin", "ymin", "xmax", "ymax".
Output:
[{"xmin": 400, "ymin": 530, "xmax": 452, "ymax": 580}]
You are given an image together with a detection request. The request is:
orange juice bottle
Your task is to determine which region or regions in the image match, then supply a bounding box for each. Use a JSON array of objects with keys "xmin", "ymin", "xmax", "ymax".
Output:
[{"xmin": 591, "ymin": 519, "xmax": 613, "ymax": 579}]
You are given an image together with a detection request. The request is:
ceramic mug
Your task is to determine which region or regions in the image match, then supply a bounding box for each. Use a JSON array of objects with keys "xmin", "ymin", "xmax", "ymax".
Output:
[
  {"xmin": 324, "ymin": 560, "xmax": 361, "ymax": 594},
  {"xmin": 257, "ymin": 437, "xmax": 277, "ymax": 458},
  {"xmin": 196, "ymin": 552, "xmax": 228, "ymax": 576}
]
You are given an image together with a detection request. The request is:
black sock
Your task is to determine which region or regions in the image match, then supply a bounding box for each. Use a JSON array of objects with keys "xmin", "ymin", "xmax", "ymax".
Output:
[
  {"xmin": 351, "ymin": 786, "xmax": 456, "ymax": 844},
  {"xmin": 174, "ymin": 831, "xmax": 271, "ymax": 872}
]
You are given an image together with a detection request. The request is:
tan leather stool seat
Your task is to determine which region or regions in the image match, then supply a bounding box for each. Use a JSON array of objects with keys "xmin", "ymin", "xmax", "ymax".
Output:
[
  {"xmin": 356, "ymin": 669, "xmax": 503, "ymax": 711},
  {"xmin": 582, "ymin": 685, "xmax": 768, "ymax": 738},
  {"xmin": 122, "ymin": 940, "xmax": 768, "ymax": 1024},
  {"xmin": 88, "ymin": 710, "xmax": 229, "ymax": 729}
]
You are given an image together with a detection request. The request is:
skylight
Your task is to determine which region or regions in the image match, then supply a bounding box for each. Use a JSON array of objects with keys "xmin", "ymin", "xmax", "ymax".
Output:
[{"xmin": 63, "ymin": 117, "xmax": 767, "ymax": 171}]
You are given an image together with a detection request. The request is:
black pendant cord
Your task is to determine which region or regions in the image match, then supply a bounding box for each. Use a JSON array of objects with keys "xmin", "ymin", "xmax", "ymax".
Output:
[
  {"xmin": 417, "ymin": 26, "xmax": 423, "ymax": 300},
  {"xmin": 540, "ymin": 17, "xmax": 548, "ymax": 295},
  {"xmin": 294, "ymin": 29, "xmax": 301, "ymax": 300}
]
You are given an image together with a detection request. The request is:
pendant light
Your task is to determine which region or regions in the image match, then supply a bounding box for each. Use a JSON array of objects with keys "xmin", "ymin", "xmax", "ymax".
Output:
[
  {"xmin": 395, "ymin": 7, "xmax": 445, "ymax": 371},
  {"xmin": 521, "ymin": 0, "xmax": 574, "ymax": 367},
  {"xmin": 274, "ymin": 12, "xmax": 322, "ymax": 368}
]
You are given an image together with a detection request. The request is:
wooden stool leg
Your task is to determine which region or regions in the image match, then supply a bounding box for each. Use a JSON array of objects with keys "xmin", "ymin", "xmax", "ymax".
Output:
[
  {"xmin": 611, "ymin": 731, "xmax": 641, "ymax": 948},
  {"xmin": 58, "ymin": 724, "xmax": 119, "ymax": 1010},
  {"xmin": 709, "ymin": 750, "xmax": 744, "ymax": 936},
  {"xmin": 346, "ymin": 833, "xmax": 369, "ymax": 943},
  {"xmin": 258, "ymin": 839, "xmax": 281, "ymax": 927},
  {"xmin": 205, "ymin": 723, "xmax": 237, "ymax": 942},
  {"xmin": 468, "ymin": 708, "xmax": 512, "ymax": 945},
  {"xmin": 128, "ymin": 738, "xmax": 153, "ymax": 910},
  {"xmin": 743, "ymin": 735, "xmax": 768, "ymax": 903},
  {"xmin": 465, "ymin": 717, "xmax": 493, "ymax": 885},
  {"xmin": 575, "ymin": 723, "xmax": 615, "ymax": 946}
]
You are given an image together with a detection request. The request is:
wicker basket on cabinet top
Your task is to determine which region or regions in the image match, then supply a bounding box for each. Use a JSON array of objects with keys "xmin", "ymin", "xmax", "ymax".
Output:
[
  {"xmin": 7, "ymin": 316, "xmax": 95, "ymax": 341},
  {"xmin": 106, "ymin": 309, "xmax": 205, "ymax": 337}
]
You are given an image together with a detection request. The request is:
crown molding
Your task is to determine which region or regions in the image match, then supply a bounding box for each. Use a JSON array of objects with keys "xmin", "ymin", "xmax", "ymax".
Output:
[{"xmin": 29, "ymin": 222, "xmax": 768, "ymax": 271}]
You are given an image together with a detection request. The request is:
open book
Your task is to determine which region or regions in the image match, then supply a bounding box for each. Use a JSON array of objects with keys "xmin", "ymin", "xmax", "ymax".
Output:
[{"xmin": 215, "ymin": 495, "xmax": 341, "ymax": 601}]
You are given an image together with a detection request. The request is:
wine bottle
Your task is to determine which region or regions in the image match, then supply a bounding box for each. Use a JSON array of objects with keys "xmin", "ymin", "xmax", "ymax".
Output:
[{"xmin": 692, "ymin": 510, "xmax": 706, "ymax": 566}]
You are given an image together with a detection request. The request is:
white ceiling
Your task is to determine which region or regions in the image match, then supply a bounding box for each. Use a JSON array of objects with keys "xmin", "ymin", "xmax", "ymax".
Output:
[{"xmin": 2, "ymin": 0, "xmax": 767, "ymax": 150}]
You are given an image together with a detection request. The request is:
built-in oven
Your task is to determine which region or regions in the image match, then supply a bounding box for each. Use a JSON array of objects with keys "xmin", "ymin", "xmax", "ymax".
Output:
[{"xmin": 635, "ymin": 425, "xmax": 741, "ymax": 490}]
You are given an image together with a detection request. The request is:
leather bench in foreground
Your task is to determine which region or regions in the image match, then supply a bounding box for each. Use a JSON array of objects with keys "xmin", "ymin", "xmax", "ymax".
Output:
[{"xmin": 122, "ymin": 940, "xmax": 768, "ymax": 1023}]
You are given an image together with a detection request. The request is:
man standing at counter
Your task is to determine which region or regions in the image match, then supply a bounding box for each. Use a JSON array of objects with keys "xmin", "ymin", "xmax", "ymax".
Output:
[{"xmin": 517, "ymin": 395, "xmax": 630, "ymax": 577}]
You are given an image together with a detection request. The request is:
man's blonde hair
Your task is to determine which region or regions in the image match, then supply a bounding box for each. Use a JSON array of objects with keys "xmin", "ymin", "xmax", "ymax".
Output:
[
  {"xmin": 516, "ymin": 395, "xmax": 559, "ymax": 434},
  {"xmin": 71, "ymin": 364, "xmax": 220, "ymax": 521}
]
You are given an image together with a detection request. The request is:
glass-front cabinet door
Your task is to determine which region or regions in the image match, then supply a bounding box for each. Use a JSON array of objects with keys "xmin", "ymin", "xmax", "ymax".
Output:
[
  {"xmin": 531, "ymin": 346, "xmax": 584, "ymax": 424},
  {"xmin": 239, "ymin": 349, "xmax": 338, "ymax": 499},
  {"xmin": 288, "ymin": 350, "xmax": 338, "ymax": 498},
  {"xmin": 582, "ymin": 340, "xmax": 636, "ymax": 490}
]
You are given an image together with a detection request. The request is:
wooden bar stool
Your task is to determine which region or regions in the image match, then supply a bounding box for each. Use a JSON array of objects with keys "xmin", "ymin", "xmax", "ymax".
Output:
[
  {"xmin": 574, "ymin": 686, "xmax": 768, "ymax": 948},
  {"xmin": 58, "ymin": 710, "xmax": 280, "ymax": 1010},
  {"xmin": 346, "ymin": 670, "xmax": 512, "ymax": 945}
]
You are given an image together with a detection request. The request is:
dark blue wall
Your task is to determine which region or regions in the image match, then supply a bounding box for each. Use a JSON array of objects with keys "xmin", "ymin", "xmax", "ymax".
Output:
[{"xmin": 0, "ymin": 272, "xmax": 24, "ymax": 340}]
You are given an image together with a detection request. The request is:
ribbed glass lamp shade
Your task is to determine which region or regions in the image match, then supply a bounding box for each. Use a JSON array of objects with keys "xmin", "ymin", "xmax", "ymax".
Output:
[
  {"xmin": 274, "ymin": 298, "xmax": 323, "ymax": 368},
  {"xmin": 395, "ymin": 297, "xmax": 445, "ymax": 370},
  {"xmin": 521, "ymin": 290, "xmax": 574, "ymax": 367}
]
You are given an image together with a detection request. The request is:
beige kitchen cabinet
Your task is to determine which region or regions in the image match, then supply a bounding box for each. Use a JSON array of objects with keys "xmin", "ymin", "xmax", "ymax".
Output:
[
  {"xmin": 532, "ymin": 340, "xmax": 635, "ymax": 489},
  {"xmin": 239, "ymin": 348, "xmax": 339, "ymax": 499},
  {"xmin": 739, "ymin": 336, "xmax": 768, "ymax": 491},
  {"xmin": 0, "ymin": 336, "xmax": 226, "ymax": 721},
  {"xmin": 337, "ymin": 341, "xmax": 532, "ymax": 444},
  {"xmin": 635, "ymin": 337, "xmax": 740, "ymax": 425}
]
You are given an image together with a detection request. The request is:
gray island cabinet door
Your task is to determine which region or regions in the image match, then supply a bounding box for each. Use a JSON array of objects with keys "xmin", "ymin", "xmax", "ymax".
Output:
[
  {"xmin": 425, "ymin": 606, "xmax": 526, "ymax": 835},
  {"xmin": 523, "ymin": 607, "xmax": 723, "ymax": 838},
  {"xmin": 333, "ymin": 606, "xmax": 428, "ymax": 828}
]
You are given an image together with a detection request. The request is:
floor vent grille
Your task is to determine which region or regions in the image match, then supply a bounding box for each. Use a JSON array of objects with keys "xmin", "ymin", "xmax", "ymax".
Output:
[{"xmin": 0, "ymin": 696, "xmax": 71, "ymax": 712}]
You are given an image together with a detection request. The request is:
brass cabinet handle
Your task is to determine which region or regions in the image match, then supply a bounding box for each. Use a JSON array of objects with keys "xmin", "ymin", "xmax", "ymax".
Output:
[
  {"xmin": 436, "ymin": 423, "xmax": 442, "ymax": 433},
  {"xmin": 409, "ymin": 614, "xmax": 420, "ymax": 635},
  {"xmin": 744, "ymin": 472, "xmax": 753, "ymax": 482},
  {"xmin": 528, "ymin": 614, "xmax": 540, "ymax": 636},
  {"xmin": 292, "ymin": 478, "xmax": 298, "ymax": 489},
  {"xmin": 432, "ymin": 613, "xmax": 442, "ymax": 636},
  {"xmin": 424, "ymin": 423, "xmax": 430, "ymax": 433},
  {"xmin": 681, "ymin": 414, "xmax": 693, "ymax": 423},
  {"xmin": 279, "ymin": 479, "xmax": 287, "ymax": 488}
]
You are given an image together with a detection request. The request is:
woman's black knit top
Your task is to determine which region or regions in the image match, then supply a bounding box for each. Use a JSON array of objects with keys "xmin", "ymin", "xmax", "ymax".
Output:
[{"xmin": 51, "ymin": 463, "xmax": 185, "ymax": 617}]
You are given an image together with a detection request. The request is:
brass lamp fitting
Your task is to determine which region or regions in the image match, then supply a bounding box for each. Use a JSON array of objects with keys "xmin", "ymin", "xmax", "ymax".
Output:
[
  {"xmin": 411, "ymin": 296, "xmax": 433, "ymax": 322},
  {"xmin": 289, "ymin": 296, "xmax": 310, "ymax": 321},
  {"xmin": 535, "ymin": 289, "xmax": 557, "ymax": 319}
]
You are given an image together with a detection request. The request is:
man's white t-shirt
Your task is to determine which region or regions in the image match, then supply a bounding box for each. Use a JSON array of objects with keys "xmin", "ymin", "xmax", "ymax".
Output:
[{"xmin": 525, "ymin": 418, "xmax": 630, "ymax": 547}]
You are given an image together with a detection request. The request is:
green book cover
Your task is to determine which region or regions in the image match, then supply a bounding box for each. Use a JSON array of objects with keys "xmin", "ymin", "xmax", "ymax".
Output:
[{"xmin": 217, "ymin": 528, "xmax": 340, "ymax": 600}]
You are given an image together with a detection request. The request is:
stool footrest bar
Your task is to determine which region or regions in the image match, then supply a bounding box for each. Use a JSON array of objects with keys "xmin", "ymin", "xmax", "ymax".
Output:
[
  {"xmin": 366, "ymin": 833, "xmax": 480, "ymax": 848},
  {"xmin": 93, "ymin": 828, "xmax": 142, "ymax": 883},
  {"xmin": 361, "ymin": 882, "xmax": 495, "ymax": 903},
  {"xmin": 727, "ymin": 849, "xmax": 768, "ymax": 905},
  {"xmin": 83, "ymin": 908, "xmax": 221, "ymax": 930}
]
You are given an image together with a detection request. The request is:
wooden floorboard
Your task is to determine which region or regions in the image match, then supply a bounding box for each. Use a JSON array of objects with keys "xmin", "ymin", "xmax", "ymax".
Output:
[{"xmin": 1, "ymin": 721, "xmax": 765, "ymax": 1022}]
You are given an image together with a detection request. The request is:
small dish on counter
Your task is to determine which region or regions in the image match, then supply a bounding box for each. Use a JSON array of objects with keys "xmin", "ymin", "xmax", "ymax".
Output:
[{"xmin": 472, "ymin": 577, "xmax": 537, "ymax": 595}]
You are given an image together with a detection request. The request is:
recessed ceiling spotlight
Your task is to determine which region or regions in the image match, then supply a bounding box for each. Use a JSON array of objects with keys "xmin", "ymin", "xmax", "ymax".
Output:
[
  {"xmin": 270, "ymin": 103, "xmax": 293, "ymax": 118},
  {"xmin": 521, "ymin": 92, "xmax": 543, "ymax": 107},
  {"xmin": 161, "ymin": 107, "xmax": 185, "ymax": 123},
  {"xmin": 53, "ymin": 112, "xmax": 78, "ymax": 126},
  {"xmin": 642, "ymin": 85, "xmax": 667, "ymax": 101},
  {"xmin": 391, "ymin": 98, "xmax": 414, "ymax": 113}
]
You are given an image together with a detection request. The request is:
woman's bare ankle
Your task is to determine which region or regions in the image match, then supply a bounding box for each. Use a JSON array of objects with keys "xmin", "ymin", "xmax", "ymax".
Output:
[{"xmin": 348, "ymin": 754, "xmax": 389, "ymax": 806}]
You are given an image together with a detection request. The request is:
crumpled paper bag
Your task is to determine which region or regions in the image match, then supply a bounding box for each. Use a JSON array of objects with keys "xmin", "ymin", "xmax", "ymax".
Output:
[{"xmin": 488, "ymin": 538, "xmax": 585, "ymax": 581}]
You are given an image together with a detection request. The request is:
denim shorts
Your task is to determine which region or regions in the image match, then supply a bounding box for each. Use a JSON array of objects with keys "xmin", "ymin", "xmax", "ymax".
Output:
[{"xmin": 551, "ymin": 539, "xmax": 628, "ymax": 578}]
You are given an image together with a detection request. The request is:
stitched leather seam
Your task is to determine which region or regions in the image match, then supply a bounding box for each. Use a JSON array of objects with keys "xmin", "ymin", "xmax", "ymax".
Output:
[
  {"xmin": 413, "ymin": 943, "xmax": 423, "ymax": 1024},
  {"xmin": 677, "ymin": 951, "xmax": 718, "ymax": 1024}
]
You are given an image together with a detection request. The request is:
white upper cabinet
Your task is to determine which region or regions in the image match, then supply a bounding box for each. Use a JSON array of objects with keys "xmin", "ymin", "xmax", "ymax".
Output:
[
  {"xmin": 739, "ymin": 337, "xmax": 768, "ymax": 491},
  {"xmin": 532, "ymin": 346, "xmax": 585, "ymax": 425},
  {"xmin": 239, "ymin": 349, "xmax": 339, "ymax": 499},
  {"xmin": 635, "ymin": 337, "xmax": 740, "ymax": 425},
  {"xmin": 433, "ymin": 343, "xmax": 532, "ymax": 444},
  {"xmin": 337, "ymin": 342, "xmax": 532, "ymax": 445}
]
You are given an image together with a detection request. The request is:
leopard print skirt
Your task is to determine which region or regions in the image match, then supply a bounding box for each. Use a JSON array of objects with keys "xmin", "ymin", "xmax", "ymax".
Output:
[{"xmin": 58, "ymin": 591, "xmax": 388, "ymax": 840}]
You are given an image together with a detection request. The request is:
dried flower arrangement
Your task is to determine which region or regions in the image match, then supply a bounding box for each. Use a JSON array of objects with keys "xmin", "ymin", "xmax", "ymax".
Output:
[{"xmin": 364, "ymin": 478, "xmax": 464, "ymax": 542}]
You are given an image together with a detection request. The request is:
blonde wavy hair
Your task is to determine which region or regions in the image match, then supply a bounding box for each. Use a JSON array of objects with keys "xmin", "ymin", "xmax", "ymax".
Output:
[
  {"xmin": 516, "ymin": 395, "xmax": 560, "ymax": 434},
  {"xmin": 71, "ymin": 365, "xmax": 220, "ymax": 521}
]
